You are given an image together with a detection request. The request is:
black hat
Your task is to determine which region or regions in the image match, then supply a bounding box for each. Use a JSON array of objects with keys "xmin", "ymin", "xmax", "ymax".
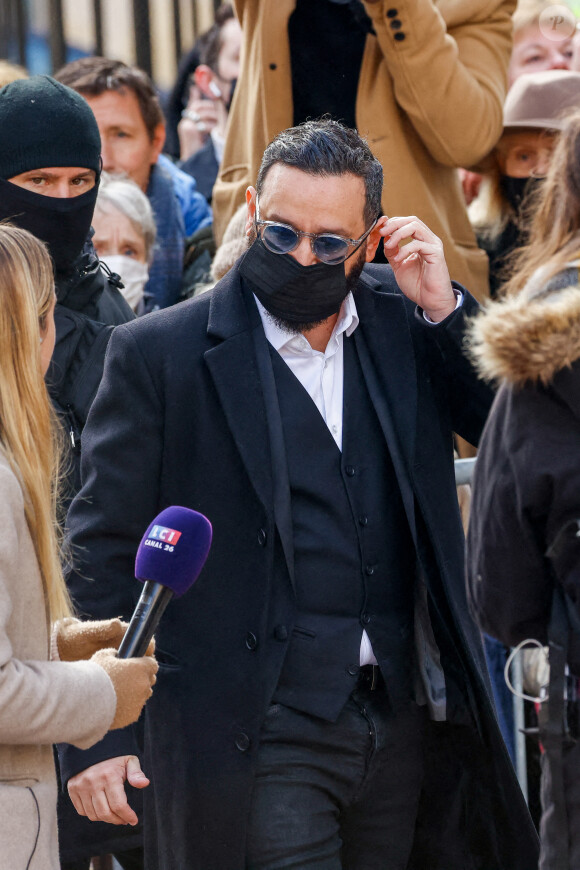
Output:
[{"xmin": 0, "ymin": 75, "xmax": 101, "ymax": 180}]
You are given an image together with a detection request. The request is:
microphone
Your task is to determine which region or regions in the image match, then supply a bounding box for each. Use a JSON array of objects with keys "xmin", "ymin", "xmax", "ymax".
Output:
[{"xmin": 117, "ymin": 506, "xmax": 212, "ymax": 658}]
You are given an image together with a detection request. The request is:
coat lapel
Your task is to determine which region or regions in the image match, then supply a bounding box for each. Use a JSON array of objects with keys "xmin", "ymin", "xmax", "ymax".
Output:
[
  {"xmin": 354, "ymin": 273, "xmax": 418, "ymax": 537},
  {"xmin": 203, "ymin": 271, "xmax": 295, "ymax": 589}
]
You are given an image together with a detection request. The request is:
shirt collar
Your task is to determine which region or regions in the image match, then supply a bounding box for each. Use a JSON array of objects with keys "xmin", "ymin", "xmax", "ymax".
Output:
[{"xmin": 255, "ymin": 292, "xmax": 359, "ymax": 352}]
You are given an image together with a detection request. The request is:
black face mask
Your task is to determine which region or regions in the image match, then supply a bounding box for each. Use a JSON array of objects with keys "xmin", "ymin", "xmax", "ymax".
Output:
[
  {"xmin": 239, "ymin": 238, "xmax": 348, "ymax": 327},
  {"xmin": 0, "ymin": 178, "xmax": 98, "ymax": 276},
  {"xmin": 500, "ymin": 175, "xmax": 544, "ymax": 214}
]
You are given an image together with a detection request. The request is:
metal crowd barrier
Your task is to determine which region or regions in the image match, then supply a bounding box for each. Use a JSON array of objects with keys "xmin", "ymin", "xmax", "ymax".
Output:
[{"xmin": 454, "ymin": 455, "xmax": 528, "ymax": 802}]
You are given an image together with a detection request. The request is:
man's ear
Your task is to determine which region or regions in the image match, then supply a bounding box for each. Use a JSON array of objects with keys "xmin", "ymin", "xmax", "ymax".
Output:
[
  {"xmin": 151, "ymin": 122, "xmax": 166, "ymax": 163},
  {"xmin": 193, "ymin": 65, "xmax": 216, "ymax": 100},
  {"xmin": 364, "ymin": 215, "xmax": 388, "ymax": 262},
  {"xmin": 245, "ymin": 186, "xmax": 257, "ymax": 236}
]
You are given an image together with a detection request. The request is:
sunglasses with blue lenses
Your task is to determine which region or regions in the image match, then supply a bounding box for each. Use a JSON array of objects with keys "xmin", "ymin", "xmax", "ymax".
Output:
[{"xmin": 254, "ymin": 199, "xmax": 379, "ymax": 266}]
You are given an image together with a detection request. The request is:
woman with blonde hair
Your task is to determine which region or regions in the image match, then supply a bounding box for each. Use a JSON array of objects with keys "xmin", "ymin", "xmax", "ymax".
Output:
[
  {"xmin": 467, "ymin": 109, "xmax": 580, "ymax": 867},
  {"xmin": 0, "ymin": 224, "xmax": 157, "ymax": 869}
]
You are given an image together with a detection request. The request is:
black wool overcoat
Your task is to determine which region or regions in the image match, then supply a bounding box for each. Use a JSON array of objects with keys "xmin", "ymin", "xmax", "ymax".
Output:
[{"xmin": 60, "ymin": 262, "xmax": 539, "ymax": 869}]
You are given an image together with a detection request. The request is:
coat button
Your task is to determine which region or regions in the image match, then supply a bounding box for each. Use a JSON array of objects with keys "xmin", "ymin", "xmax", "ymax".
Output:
[
  {"xmin": 274, "ymin": 625, "xmax": 288, "ymax": 641},
  {"xmin": 386, "ymin": 7, "xmax": 398, "ymax": 16},
  {"xmin": 235, "ymin": 733, "xmax": 250, "ymax": 752},
  {"xmin": 361, "ymin": 613, "xmax": 371, "ymax": 625},
  {"xmin": 390, "ymin": 19, "xmax": 402, "ymax": 29},
  {"xmin": 269, "ymin": 62, "xmax": 277, "ymax": 70},
  {"xmin": 345, "ymin": 465, "xmax": 355, "ymax": 477},
  {"xmin": 246, "ymin": 632, "xmax": 258, "ymax": 651},
  {"xmin": 258, "ymin": 528, "xmax": 267, "ymax": 546},
  {"xmin": 358, "ymin": 515, "xmax": 368, "ymax": 527},
  {"xmin": 365, "ymin": 564, "xmax": 375, "ymax": 576},
  {"xmin": 394, "ymin": 32, "xmax": 406, "ymax": 41},
  {"xmin": 346, "ymin": 664, "xmax": 359, "ymax": 676}
]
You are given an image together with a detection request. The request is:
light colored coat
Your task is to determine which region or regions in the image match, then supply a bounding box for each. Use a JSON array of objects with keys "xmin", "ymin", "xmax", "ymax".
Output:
[
  {"xmin": 0, "ymin": 451, "xmax": 116, "ymax": 870},
  {"xmin": 213, "ymin": 0, "xmax": 516, "ymax": 302}
]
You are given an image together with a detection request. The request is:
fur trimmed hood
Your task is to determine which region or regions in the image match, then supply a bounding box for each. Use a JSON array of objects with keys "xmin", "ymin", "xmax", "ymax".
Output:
[{"xmin": 469, "ymin": 266, "xmax": 580, "ymax": 387}]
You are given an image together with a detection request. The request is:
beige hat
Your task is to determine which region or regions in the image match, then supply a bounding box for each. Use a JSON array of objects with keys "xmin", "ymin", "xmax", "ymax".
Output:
[
  {"xmin": 503, "ymin": 69, "xmax": 580, "ymax": 133},
  {"xmin": 469, "ymin": 70, "xmax": 580, "ymax": 172}
]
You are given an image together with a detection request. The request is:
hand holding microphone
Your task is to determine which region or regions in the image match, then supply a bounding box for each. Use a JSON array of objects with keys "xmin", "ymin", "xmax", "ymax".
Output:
[
  {"xmin": 92, "ymin": 648, "xmax": 158, "ymax": 730},
  {"xmin": 54, "ymin": 616, "xmax": 155, "ymax": 662},
  {"xmin": 68, "ymin": 506, "xmax": 212, "ymax": 824}
]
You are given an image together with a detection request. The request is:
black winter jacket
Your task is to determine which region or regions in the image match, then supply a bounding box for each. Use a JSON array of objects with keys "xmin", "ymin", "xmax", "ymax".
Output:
[{"xmin": 467, "ymin": 263, "xmax": 580, "ymax": 669}]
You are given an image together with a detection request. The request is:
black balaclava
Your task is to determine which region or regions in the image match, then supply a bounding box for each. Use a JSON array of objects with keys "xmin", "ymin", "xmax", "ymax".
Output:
[{"xmin": 0, "ymin": 75, "xmax": 101, "ymax": 277}]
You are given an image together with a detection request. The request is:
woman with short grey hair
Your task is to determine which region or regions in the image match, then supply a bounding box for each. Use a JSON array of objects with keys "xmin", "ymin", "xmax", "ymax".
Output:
[{"xmin": 93, "ymin": 172, "xmax": 157, "ymax": 313}]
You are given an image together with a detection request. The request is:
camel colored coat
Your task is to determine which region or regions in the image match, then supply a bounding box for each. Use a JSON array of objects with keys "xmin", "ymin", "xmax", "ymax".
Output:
[
  {"xmin": 213, "ymin": 0, "xmax": 516, "ymax": 302},
  {"xmin": 0, "ymin": 451, "xmax": 116, "ymax": 870}
]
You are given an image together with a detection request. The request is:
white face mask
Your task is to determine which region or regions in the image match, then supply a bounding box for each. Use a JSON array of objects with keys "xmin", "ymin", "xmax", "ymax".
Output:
[{"xmin": 104, "ymin": 255, "xmax": 149, "ymax": 313}]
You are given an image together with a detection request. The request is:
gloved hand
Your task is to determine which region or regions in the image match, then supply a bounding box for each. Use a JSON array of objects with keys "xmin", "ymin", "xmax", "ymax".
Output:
[
  {"xmin": 91, "ymin": 648, "xmax": 158, "ymax": 730},
  {"xmin": 54, "ymin": 617, "xmax": 154, "ymax": 662}
]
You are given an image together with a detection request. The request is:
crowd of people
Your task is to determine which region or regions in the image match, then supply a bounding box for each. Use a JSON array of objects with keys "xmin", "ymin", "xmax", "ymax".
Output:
[{"xmin": 2, "ymin": 0, "xmax": 580, "ymax": 868}]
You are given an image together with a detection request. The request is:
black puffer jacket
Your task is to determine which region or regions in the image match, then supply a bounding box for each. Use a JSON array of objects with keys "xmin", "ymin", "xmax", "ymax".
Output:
[
  {"xmin": 467, "ymin": 263, "xmax": 580, "ymax": 667},
  {"xmin": 47, "ymin": 243, "xmax": 134, "ymax": 491}
]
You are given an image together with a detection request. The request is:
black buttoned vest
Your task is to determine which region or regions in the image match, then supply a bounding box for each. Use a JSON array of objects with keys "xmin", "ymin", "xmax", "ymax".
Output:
[{"xmin": 271, "ymin": 335, "xmax": 416, "ymax": 721}]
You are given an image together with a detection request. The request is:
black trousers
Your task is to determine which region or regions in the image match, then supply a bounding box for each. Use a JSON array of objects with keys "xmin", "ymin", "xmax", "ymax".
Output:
[{"xmin": 246, "ymin": 672, "xmax": 426, "ymax": 869}]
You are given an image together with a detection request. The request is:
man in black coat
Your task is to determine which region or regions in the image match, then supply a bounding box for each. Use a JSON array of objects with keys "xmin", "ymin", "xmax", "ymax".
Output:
[
  {"xmin": 0, "ymin": 75, "xmax": 134, "ymax": 488},
  {"xmin": 60, "ymin": 120, "xmax": 538, "ymax": 869}
]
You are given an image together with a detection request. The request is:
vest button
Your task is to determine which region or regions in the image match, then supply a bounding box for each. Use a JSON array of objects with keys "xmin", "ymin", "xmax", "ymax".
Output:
[
  {"xmin": 390, "ymin": 19, "xmax": 402, "ymax": 29},
  {"xmin": 245, "ymin": 632, "xmax": 258, "ymax": 650},
  {"xmin": 269, "ymin": 62, "xmax": 277, "ymax": 70},
  {"xmin": 394, "ymin": 32, "xmax": 406, "ymax": 41},
  {"xmin": 346, "ymin": 664, "xmax": 359, "ymax": 676},
  {"xmin": 235, "ymin": 733, "xmax": 250, "ymax": 752},
  {"xmin": 387, "ymin": 7, "xmax": 398, "ymax": 16},
  {"xmin": 358, "ymin": 515, "xmax": 368, "ymax": 527},
  {"xmin": 365, "ymin": 564, "xmax": 375, "ymax": 576},
  {"xmin": 257, "ymin": 528, "xmax": 267, "ymax": 546},
  {"xmin": 345, "ymin": 465, "xmax": 355, "ymax": 477},
  {"xmin": 274, "ymin": 625, "xmax": 288, "ymax": 641},
  {"xmin": 361, "ymin": 613, "xmax": 371, "ymax": 625}
]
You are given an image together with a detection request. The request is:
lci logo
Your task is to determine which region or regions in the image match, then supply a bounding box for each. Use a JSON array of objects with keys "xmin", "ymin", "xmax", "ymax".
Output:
[{"xmin": 148, "ymin": 525, "xmax": 182, "ymax": 545}]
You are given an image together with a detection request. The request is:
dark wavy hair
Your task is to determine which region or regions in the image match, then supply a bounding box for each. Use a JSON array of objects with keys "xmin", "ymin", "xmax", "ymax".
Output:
[{"xmin": 256, "ymin": 118, "xmax": 383, "ymax": 227}]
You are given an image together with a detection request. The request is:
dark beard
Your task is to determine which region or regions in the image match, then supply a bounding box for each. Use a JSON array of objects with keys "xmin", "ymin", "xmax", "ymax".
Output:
[{"xmin": 267, "ymin": 245, "xmax": 367, "ymax": 335}]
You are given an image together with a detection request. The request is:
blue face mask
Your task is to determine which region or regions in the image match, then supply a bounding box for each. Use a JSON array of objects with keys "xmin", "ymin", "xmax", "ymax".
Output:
[{"xmin": 239, "ymin": 238, "xmax": 348, "ymax": 326}]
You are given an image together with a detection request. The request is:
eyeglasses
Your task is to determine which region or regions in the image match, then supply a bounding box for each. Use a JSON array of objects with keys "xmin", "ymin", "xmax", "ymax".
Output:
[{"xmin": 254, "ymin": 199, "xmax": 378, "ymax": 265}]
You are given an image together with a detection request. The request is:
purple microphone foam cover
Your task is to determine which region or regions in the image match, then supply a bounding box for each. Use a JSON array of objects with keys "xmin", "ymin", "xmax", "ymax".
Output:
[{"xmin": 135, "ymin": 506, "xmax": 212, "ymax": 597}]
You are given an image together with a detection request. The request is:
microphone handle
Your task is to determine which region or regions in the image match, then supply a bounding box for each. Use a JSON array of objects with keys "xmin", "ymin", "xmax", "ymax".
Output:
[{"xmin": 117, "ymin": 582, "xmax": 174, "ymax": 658}]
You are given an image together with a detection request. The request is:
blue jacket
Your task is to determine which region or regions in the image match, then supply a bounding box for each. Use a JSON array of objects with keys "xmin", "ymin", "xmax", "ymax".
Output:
[{"xmin": 146, "ymin": 156, "xmax": 212, "ymax": 308}]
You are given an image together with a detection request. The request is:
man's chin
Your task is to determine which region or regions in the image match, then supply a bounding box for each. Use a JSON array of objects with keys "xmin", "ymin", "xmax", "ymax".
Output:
[{"xmin": 266, "ymin": 312, "xmax": 330, "ymax": 335}]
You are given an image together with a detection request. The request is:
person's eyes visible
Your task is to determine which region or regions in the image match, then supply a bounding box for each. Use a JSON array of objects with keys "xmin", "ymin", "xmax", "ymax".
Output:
[
  {"xmin": 122, "ymin": 247, "xmax": 138, "ymax": 258},
  {"xmin": 523, "ymin": 53, "xmax": 545, "ymax": 65}
]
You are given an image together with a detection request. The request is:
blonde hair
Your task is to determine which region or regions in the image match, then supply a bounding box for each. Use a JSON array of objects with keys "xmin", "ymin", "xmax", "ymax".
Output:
[
  {"xmin": 512, "ymin": 0, "xmax": 568, "ymax": 35},
  {"xmin": 0, "ymin": 60, "xmax": 27, "ymax": 90},
  {"xmin": 0, "ymin": 224, "xmax": 71, "ymax": 623},
  {"xmin": 503, "ymin": 110, "xmax": 580, "ymax": 297}
]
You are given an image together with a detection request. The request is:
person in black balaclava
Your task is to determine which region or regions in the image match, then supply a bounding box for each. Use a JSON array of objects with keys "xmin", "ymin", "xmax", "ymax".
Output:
[
  {"xmin": 470, "ymin": 70, "xmax": 580, "ymax": 298},
  {"xmin": 0, "ymin": 75, "xmax": 133, "ymax": 472},
  {"xmin": 0, "ymin": 75, "xmax": 141, "ymax": 870}
]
